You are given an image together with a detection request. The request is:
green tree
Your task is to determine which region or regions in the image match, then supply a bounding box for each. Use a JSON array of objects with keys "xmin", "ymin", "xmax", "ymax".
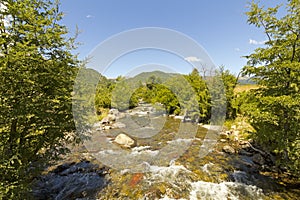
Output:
[
  {"xmin": 95, "ymin": 76, "xmax": 114, "ymax": 111},
  {"xmin": 111, "ymin": 77, "xmax": 138, "ymax": 111},
  {"xmin": 150, "ymin": 83, "xmax": 180, "ymax": 114},
  {"xmin": 185, "ymin": 68, "xmax": 210, "ymax": 122},
  {"xmin": 219, "ymin": 66, "xmax": 239, "ymax": 119},
  {"xmin": 243, "ymin": 0, "xmax": 300, "ymax": 175},
  {"xmin": 0, "ymin": 0, "xmax": 78, "ymax": 198}
]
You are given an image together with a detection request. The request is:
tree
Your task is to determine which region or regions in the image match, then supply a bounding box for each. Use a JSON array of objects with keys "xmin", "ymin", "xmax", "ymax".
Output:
[
  {"xmin": 219, "ymin": 66, "xmax": 239, "ymax": 119},
  {"xmin": 111, "ymin": 77, "xmax": 138, "ymax": 111},
  {"xmin": 0, "ymin": 0, "xmax": 78, "ymax": 198},
  {"xmin": 184, "ymin": 68, "xmax": 210, "ymax": 122},
  {"xmin": 95, "ymin": 75, "xmax": 114, "ymax": 111},
  {"xmin": 243, "ymin": 0, "xmax": 300, "ymax": 176},
  {"xmin": 150, "ymin": 83, "xmax": 180, "ymax": 114}
]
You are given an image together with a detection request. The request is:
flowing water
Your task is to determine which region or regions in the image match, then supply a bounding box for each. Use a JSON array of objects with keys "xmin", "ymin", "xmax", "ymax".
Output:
[{"xmin": 82, "ymin": 108, "xmax": 299, "ymax": 199}]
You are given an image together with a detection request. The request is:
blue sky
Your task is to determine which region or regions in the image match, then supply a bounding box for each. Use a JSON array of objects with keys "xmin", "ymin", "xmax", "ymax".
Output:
[{"xmin": 60, "ymin": 0, "xmax": 282, "ymax": 78}]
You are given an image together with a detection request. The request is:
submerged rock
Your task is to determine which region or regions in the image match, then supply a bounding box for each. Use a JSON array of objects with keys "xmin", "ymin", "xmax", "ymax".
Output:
[
  {"xmin": 238, "ymin": 149, "xmax": 253, "ymax": 156},
  {"xmin": 252, "ymin": 153, "xmax": 265, "ymax": 165}
]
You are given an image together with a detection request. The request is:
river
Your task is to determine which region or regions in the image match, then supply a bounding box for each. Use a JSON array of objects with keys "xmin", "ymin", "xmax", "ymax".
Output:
[{"xmin": 81, "ymin": 111, "xmax": 300, "ymax": 200}]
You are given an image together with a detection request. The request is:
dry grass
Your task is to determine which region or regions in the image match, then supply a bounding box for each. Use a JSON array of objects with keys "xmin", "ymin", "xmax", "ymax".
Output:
[{"xmin": 234, "ymin": 84, "xmax": 259, "ymax": 93}]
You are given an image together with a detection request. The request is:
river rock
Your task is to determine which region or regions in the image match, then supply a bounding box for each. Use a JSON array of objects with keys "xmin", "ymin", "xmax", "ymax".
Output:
[
  {"xmin": 107, "ymin": 114, "xmax": 116, "ymax": 122},
  {"xmin": 222, "ymin": 145, "xmax": 235, "ymax": 154},
  {"xmin": 252, "ymin": 153, "xmax": 265, "ymax": 165},
  {"xmin": 118, "ymin": 112, "xmax": 126, "ymax": 119},
  {"xmin": 93, "ymin": 122, "xmax": 101, "ymax": 128},
  {"xmin": 239, "ymin": 141, "xmax": 251, "ymax": 150},
  {"xmin": 112, "ymin": 122, "xmax": 126, "ymax": 129},
  {"xmin": 103, "ymin": 125, "xmax": 112, "ymax": 130},
  {"xmin": 226, "ymin": 130, "xmax": 232, "ymax": 135},
  {"xmin": 238, "ymin": 149, "xmax": 253, "ymax": 156},
  {"xmin": 101, "ymin": 117, "xmax": 110, "ymax": 124},
  {"xmin": 114, "ymin": 133, "xmax": 136, "ymax": 148},
  {"xmin": 182, "ymin": 116, "xmax": 192, "ymax": 122},
  {"xmin": 233, "ymin": 130, "xmax": 240, "ymax": 136},
  {"xmin": 220, "ymin": 132, "xmax": 229, "ymax": 139},
  {"xmin": 109, "ymin": 108, "xmax": 119, "ymax": 115},
  {"xmin": 174, "ymin": 115, "xmax": 184, "ymax": 120},
  {"xmin": 220, "ymin": 139, "xmax": 227, "ymax": 143}
]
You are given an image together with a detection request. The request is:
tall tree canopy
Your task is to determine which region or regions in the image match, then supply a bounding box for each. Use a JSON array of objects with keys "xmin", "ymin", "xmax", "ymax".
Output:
[
  {"xmin": 243, "ymin": 0, "xmax": 300, "ymax": 175},
  {"xmin": 0, "ymin": 0, "xmax": 78, "ymax": 198}
]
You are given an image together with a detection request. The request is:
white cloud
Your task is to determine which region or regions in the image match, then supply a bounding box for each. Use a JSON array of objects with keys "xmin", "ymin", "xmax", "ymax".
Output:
[
  {"xmin": 234, "ymin": 48, "xmax": 241, "ymax": 52},
  {"xmin": 249, "ymin": 39, "xmax": 266, "ymax": 45},
  {"xmin": 184, "ymin": 56, "xmax": 201, "ymax": 62},
  {"xmin": 86, "ymin": 15, "xmax": 94, "ymax": 19}
]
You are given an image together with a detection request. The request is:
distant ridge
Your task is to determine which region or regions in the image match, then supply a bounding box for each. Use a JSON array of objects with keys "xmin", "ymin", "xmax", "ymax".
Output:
[
  {"xmin": 126, "ymin": 70, "xmax": 179, "ymax": 83},
  {"xmin": 237, "ymin": 76, "xmax": 257, "ymax": 85}
]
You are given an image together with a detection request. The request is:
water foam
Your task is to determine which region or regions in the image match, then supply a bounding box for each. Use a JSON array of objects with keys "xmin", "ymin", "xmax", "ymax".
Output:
[
  {"xmin": 189, "ymin": 181, "xmax": 264, "ymax": 200},
  {"xmin": 145, "ymin": 163, "xmax": 265, "ymax": 200}
]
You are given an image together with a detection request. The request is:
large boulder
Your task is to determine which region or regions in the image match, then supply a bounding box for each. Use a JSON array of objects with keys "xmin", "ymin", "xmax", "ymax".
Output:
[{"xmin": 114, "ymin": 133, "xmax": 136, "ymax": 148}]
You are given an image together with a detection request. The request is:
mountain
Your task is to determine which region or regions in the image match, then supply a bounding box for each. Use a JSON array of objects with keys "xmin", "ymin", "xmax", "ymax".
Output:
[
  {"xmin": 237, "ymin": 76, "xmax": 257, "ymax": 85},
  {"xmin": 126, "ymin": 70, "xmax": 178, "ymax": 84}
]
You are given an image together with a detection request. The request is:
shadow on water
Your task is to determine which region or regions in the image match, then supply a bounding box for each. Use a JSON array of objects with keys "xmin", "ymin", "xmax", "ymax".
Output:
[{"xmin": 32, "ymin": 160, "xmax": 110, "ymax": 200}]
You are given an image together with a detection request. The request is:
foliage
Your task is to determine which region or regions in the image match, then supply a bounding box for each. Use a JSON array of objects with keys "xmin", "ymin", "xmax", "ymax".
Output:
[
  {"xmin": 139, "ymin": 70, "xmax": 208, "ymax": 120},
  {"xmin": 95, "ymin": 75, "xmax": 114, "ymax": 112},
  {"xmin": 205, "ymin": 70, "xmax": 227, "ymax": 124},
  {"xmin": 94, "ymin": 67, "xmax": 237, "ymax": 124},
  {"xmin": 219, "ymin": 66, "xmax": 239, "ymax": 119},
  {"xmin": 0, "ymin": 0, "xmax": 78, "ymax": 198},
  {"xmin": 111, "ymin": 77, "xmax": 139, "ymax": 111},
  {"xmin": 243, "ymin": 0, "xmax": 300, "ymax": 176},
  {"xmin": 184, "ymin": 68, "xmax": 210, "ymax": 121},
  {"xmin": 145, "ymin": 76, "xmax": 181, "ymax": 114},
  {"xmin": 95, "ymin": 68, "xmax": 234, "ymax": 124}
]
